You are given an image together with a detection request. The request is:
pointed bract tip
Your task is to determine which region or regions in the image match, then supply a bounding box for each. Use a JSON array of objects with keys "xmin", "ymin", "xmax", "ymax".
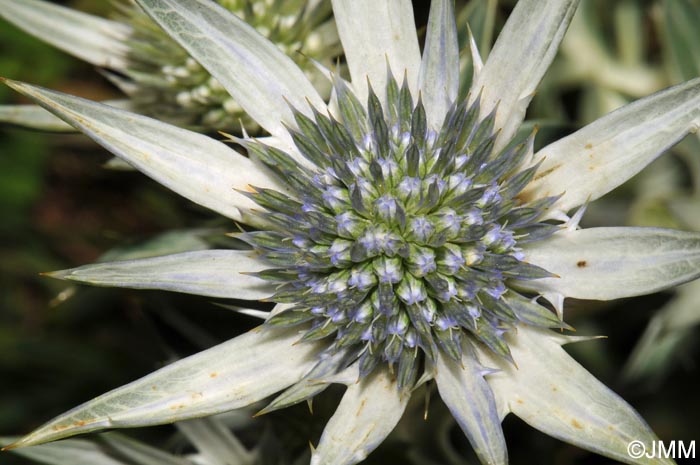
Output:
[
  {"xmin": 1, "ymin": 439, "xmax": 22, "ymax": 451},
  {"xmin": 556, "ymin": 334, "xmax": 607, "ymax": 346},
  {"xmin": 238, "ymin": 119, "xmax": 249, "ymax": 138},
  {"xmin": 478, "ymin": 366, "xmax": 501, "ymax": 377},
  {"xmin": 251, "ymin": 407, "xmax": 269, "ymax": 418},
  {"xmin": 303, "ymin": 96, "xmax": 319, "ymax": 114},
  {"xmin": 218, "ymin": 130, "xmax": 236, "ymax": 141},
  {"xmin": 219, "ymin": 131, "xmax": 248, "ymax": 147},
  {"xmin": 39, "ymin": 269, "xmax": 71, "ymax": 280},
  {"xmin": 1, "ymin": 79, "xmax": 34, "ymax": 97}
]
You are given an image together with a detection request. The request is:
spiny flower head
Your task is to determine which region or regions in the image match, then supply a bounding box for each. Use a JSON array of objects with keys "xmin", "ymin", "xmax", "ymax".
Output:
[{"xmin": 241, "ymin": 74, "xmax": 563, "ymax": 389}]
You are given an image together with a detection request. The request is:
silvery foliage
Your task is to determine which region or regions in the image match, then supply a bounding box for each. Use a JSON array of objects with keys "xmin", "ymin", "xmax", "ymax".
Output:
[{"xmin": 2, "ymin": 1, "xmax": 700, "ymax": 464}]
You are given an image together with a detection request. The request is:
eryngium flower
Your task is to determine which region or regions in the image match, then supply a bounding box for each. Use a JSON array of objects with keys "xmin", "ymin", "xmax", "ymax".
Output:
[
  {"xmin": 0, "ymin": 0, "xmax": 339, "ymax": 131},
  {"xmin": 3, "ymin": 1, "xmax": 700, "ymax": 464}
]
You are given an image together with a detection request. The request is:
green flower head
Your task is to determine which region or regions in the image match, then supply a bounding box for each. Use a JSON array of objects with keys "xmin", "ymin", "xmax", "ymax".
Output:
[
  {"xmin": 3, "ymin": 1, "xmax": 700, "ymax": 465},
  {"xmin": 0, "ymin": 0, "xmax": 339, "ymax": 131}
]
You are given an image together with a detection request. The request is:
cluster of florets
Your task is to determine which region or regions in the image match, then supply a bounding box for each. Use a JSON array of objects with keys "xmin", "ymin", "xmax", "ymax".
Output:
[
  {"xmin": 112, "ymin": 0, "xmax": 339, "ymax": 130},
  {"xmin": 242, "ymin": 74, "xmax": 565, "ymax": 389}
]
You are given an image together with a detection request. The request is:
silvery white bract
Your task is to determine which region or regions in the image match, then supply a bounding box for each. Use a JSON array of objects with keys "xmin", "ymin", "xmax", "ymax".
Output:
[
  {"xmin": 3, "ymin": 1, "xmax": 700, "ymax": 465},
  {"xmin": 4, "ymin": 413, "xmax": 310, "ymax": 465},
  {"xmin": 0, "ymin": 0, "xmax": 339, "ymax": 132}
]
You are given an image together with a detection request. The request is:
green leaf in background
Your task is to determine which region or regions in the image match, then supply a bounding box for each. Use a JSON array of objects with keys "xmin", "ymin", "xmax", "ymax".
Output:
[
  {"xmin": 663, "ymin": 0, "xmax": 700, "ymax": 82},
  {"xmin": 456, "ymin": 0, "xmax": 498, "ymax": 98}
]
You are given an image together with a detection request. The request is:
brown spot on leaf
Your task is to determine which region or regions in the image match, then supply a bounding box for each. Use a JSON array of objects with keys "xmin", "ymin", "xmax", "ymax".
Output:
[
  {"xmin": 516, "ymin": 399, "xmax": 524, "ymax": 405},
  {"xmin": 585, "ymin": 143, "xmax": 593, "ymax": 149},
  {"xmin": 356, "ymin": 399, "xmax": 367, "ymax": 417},
  {"xmin": 210, "ymin": 372, "xmax": 218, "ymax": 378},
  {"xmin": 577, "ymin": 260, "xmax": 587, "ymax": 268},
  {"xmin": 73, "ymin": 421, "xmax": 86, "ymax": 427},
  {"xmin": 571, "ymin": 419, "xmax": 584, "ymax": 429},
  {"xmin": 532, "ymin": 164, "xmax": 562, "ymax": 181}
]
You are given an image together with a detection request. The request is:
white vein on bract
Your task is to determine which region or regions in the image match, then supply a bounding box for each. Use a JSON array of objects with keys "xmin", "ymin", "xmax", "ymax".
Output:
[
  {"xmin": 7, "ymin": 326, "xmax": 321, "ymax": 449},
  {"xmin": 0, "ymin": 0, "xmax": 131, "ymax": 69},
  {"xmin": 419, "ymin": 0, "xmax": 460, "ymax": 130},
  {"xmin": 135, "ymin": 0, "xmax": 326, "ymax": 160},
  {"xmin": 3, "ymin": 79, "xmax": 285, "ymax": 223},
  {"xmin": 435, "ymin": 343, "xmax": 508, "ymax": 465},
  {"xmin": 523, "ymin": 78, "xmax": 700, "ymax": 215},
  {"xmin": 478, "ymin": 325, "xmax": 674, "ymax": 465},
  {"xmin": 0, "ymin": 104, "xmax": 73, "ymax": 132},
  {"xmin": 0, "ymin": 100, "xmax": 136, "ymax": 133},
  {"xmin": 311, "ymin": 368, "xmax": 409, "ymax": 465},
  {"xmin": 469, "ymin": 0, "xmax": 580, "ymax": 150},
  {"xmin": 47, "ymin": 250, "xmax": 275, "ymax": 301},
  {"xmin": 331, "ymin": 0, "xmax": 421, "ymax": 106},
  {"xmin": 519, "ymin": 227, "xmax": 700, "ymax": 300}
]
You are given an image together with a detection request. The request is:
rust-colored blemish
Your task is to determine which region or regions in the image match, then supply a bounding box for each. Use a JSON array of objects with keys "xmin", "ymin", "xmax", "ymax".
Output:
[
  {"xmin": 576, "ymin": 260, "xmax": 587, "ymax": 268},
  {"xmin": 73, "ymin": 421, "xmax": 86, "ymax": 427},
  {"xmin": 551, "ymin": 386, "xmax": 558, "ymax": 392},
  {"xmin": 516, "ymin": 399, "xmax": 524, "ymax": 405},
  {"xmin": 151, "ymin": 385, "xmax": 158, "ymax": 391},
  {"xmin": 571, "ymin": 419, "xmax": 583, "ymax": 429},
  {"xmin": 585, "ymin": 143, "xmax": 593, "ymax": 149},
  {"xmin": 532, "ymin": 164, "xmax": 561, "ymax": 181},
  {"xmin": 210, "ymin": 372, "xmax": 218, "ymax": 378},
  {"xmin": 356, "ymin": 399, "xmax": 368, "ymax": 417}
]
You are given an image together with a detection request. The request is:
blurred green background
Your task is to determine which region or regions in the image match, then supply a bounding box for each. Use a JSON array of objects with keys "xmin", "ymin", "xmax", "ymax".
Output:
[{"xmin": 0, "ymin": 1, "xmax": 698, "ymax": 464}]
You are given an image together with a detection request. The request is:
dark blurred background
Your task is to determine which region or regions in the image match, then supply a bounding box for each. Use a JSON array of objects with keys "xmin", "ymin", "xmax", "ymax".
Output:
[{"xmin": 0, "ymin": 1, "xmax": 698, "ymax": 464}]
